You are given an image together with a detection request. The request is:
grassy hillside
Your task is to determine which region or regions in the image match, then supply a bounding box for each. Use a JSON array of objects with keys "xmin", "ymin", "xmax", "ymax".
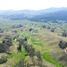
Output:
[{"xmin": 0, "ymin": 19, "xmax": 67, "ymax": 67}]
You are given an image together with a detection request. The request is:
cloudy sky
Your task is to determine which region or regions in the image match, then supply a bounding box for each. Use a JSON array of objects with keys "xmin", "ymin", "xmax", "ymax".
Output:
[{"xmin": 0, "ymin": 0, "xmax": 67, "ymax": 10}]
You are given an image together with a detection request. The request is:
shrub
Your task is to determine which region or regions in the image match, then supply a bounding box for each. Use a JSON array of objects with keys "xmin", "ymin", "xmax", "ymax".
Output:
[
  {"xmin": 62, "ymin": 32, "xmax": 67, "ymax": 37},
  {"xmin": 0, "ymin": 43, "xmax": 9, "ymax": 53},
  {"xmin": 58, "ymin": 40, "xmax": 67, "ymax": 49},
  {"xmin": 50, "ymin": 28, "xmax": 55, "ymax": 32},
  {"xmin": 0, "ymin": 55, "xmax": 7, "ymax": 64}
]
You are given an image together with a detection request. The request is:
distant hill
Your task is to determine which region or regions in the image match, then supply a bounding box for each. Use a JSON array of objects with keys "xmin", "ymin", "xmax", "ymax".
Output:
[
  {"xmin": 0, "ymin": 7, "xmax": 67, "ymax": 21},
  {"xmin": 31, "ymin": 8, "xmax": 67, "ymax": 21}
]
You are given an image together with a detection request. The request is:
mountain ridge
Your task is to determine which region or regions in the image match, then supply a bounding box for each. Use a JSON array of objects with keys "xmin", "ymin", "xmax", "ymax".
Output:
[{"xmin": 0, "ymin": 7, "xmax": 67, "ymax": 21}]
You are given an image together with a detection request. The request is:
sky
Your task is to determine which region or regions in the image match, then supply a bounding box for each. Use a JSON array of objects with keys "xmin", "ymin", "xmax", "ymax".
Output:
[{"xmin": 0, "ymin": 0, "xmax": 67, "ymax": 10}]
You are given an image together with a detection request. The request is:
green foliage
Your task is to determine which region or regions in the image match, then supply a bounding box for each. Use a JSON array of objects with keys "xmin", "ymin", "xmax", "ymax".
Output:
[
  {"xmin": 7, "ymin": 51, "xmax": 27, "ymax": 67},
  {"xmin": 0, "ymin": 20, "xmax": 66, "ymax": 67},
  {"xmin": 21, "ymin": 32, "xmax": 63, "ymax": 67},
  {"xmin": 43, "ymin": 52, "xmax": 63, "ymax": 67},
  {"xmin": 31, "ymin": 38, "xmax": 43, "ymax": 46}
]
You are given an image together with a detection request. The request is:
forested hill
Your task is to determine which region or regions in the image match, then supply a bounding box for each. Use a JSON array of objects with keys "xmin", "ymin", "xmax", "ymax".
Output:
[{"xmin": 0, "ymin": 8, "xmax": 67, "ymax": 21}]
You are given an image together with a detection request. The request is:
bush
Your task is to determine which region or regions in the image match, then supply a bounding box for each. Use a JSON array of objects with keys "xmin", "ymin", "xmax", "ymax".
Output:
[
  {"xmin": 15, "ymin": 60, "xmax": 25, "ymax": 67},
  {"xmin": 62, "ymin": 32, "xmax": 67, "ymax": 37},
  {"xmin": 58, "ymin": 40, "xmax": 67, "ymax": 49},
  {"xmin": 42, "ymin": 25, "xmax": 46, "ymax": 28},
  {"xmin": 50, "ymin": 28, "xmax": 55, "ymax": 32},
  {"xmin": 0, "ymin": 56, "xmax": 7, "ymax": 64},
  {"xmin": 2, "ymin": 36, "xmax": 12, "ymax": 46},
  {"xmin": 47, "ymin": 26, "xmax": 50, "ymax": 29},
  {"xmin": 0, "ymin": 36, "xmax": 12, "ymax": 53},
  {"xmin": 17, "ymin": 37, "xmax": 27, "ymax": 52},
  {"xmin": 0, "ymin": 28, "xmax": 4, "ymax": 33},
  {"xmin": 29, "ymin": 28, "xmax": 33, "ymax": 32},
  {"xmin": 12, "ymin": 24, "xmax": 23, "ymax": 28},
  {"xmin": 0, "ymin": 43, "xmax": 9, "ymax": 53}
]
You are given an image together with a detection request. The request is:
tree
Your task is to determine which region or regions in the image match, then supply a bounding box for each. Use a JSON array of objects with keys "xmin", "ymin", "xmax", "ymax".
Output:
[
  {"xmin": 15, "ymin": 60, "xmax": 25, "ymax": 67},
  {"xmin": 50, "ymin": 28, "xmax": 55, "ymax": 32},
  {"xmin": 2, "ymin": 36, "xmax": 12, "ymax": 46},
  {"xmin": 29, "ymin": 28, "xmax": 33, "ymax": 32},
  {"xmin": 62, "ymin": 32, "xmax": 67, "ymax": 37},
  {"xmin": 17, "ymin": 37, "xmax": 27, "ymax": 52},
  {"xmin": 0, "ymin": 36, "xmax": 13, "ymax": 53},
  {"xmin": 59, "ymin": 40, "xmax": 67, "ymax": 49},
  {"xmin": 0, "ymin": 43, "xmax": 9, "ymax": 53},
  {"xmin": 42, "ymin": 25, "xmax": 46, "ymax": 28},
  {"xmin": 0, "ymin": 55, "xmax": 7, "ymax": 64}
]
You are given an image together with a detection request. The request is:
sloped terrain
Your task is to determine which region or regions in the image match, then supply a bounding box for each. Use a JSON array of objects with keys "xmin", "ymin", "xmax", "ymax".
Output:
[{"xmin": 0, "ymin": 20, "xmax": 66, "ymax": 67}]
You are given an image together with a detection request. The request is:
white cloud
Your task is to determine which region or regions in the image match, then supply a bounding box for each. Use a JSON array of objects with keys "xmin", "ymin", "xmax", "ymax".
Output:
[{"xmin": 0, "ymin": 0, "xmax": 67, "ymax": 10}]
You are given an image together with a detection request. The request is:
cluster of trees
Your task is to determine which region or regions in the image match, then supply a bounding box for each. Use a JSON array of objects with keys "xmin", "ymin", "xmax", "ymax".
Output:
[
  {"xmin": 59, "ymin": 40, "xmax": 67, "ymax": 49},
  {"xmin": 0, "ymin": 28, "xmax": 4, "ymax": 33},
  {"xmin": 42, "ymin": 25, "xmax": 46, "ymax": 28},
  {"xmin": 42, "ymin": 24, "xmax": 67, "ymax": 38},
  {"xmin": 50, "ymin": 28, "xmax": 55, "ymax": 32},
  {"xmin": 62, "ymin": 31, "xmax": 67, "ymax": 37},
  {"xmin": 42, "ymin": 25, "xmax": 55, "ymax": 32},
  {"xmin": 12, "ymin": 24, "xmax": 23, "ymax": 28},
  {"xmin": 29, "ymin": 28, "xmax": 33, "ymax": 32},
  {"xmin": 15, "ymin": 60, "xmax": 25, "ymax": 67},
  {"xmin": 0, "ymin": 36, "xmax": 12, "ymax": 53},
  {"xmin": 59, "ymin": 40, "xmax": 67, "ymax": 54},
  {"xmin": 17, "ymin": 37, "xmax": 44, "ymax": 67},
  {"xmin": 0, "ymin": 55, "xmax": 7, "ymax": 64},
  {"xmin": 0, "ymin": 36, "xmax": 13, "ymax": 64}
]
